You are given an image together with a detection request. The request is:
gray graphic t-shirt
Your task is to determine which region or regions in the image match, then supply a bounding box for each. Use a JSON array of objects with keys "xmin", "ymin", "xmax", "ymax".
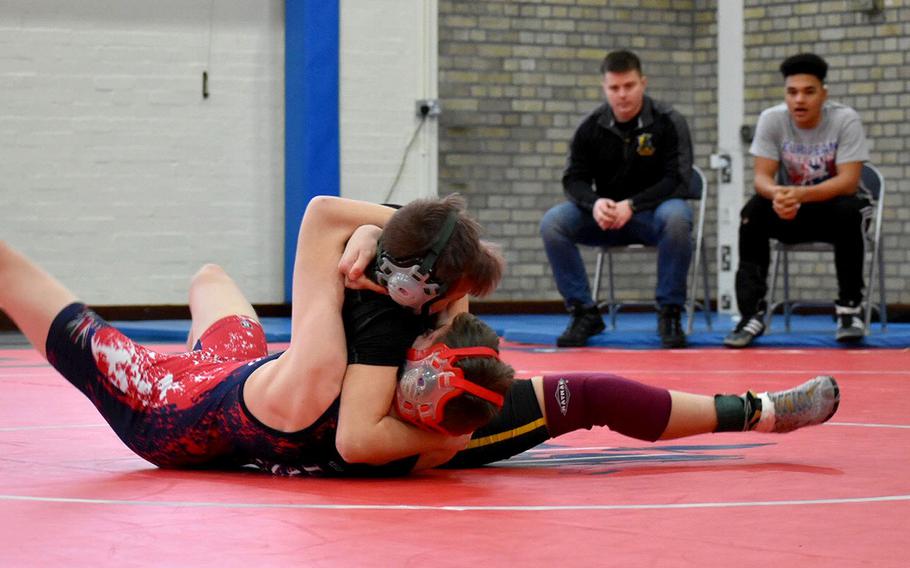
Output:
[{"xmin": 750, "ymin": 101, "xmax": 869, "ymax": 197}]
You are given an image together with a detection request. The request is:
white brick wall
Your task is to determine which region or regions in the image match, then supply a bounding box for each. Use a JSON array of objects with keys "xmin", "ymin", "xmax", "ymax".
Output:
[
  {"xmin": 1, "ymin": 1, "xmax": 285, "ymax": 305},
  {"xmin": 1, "ymin": 0, "xmax": 439, "ymax": 307}
]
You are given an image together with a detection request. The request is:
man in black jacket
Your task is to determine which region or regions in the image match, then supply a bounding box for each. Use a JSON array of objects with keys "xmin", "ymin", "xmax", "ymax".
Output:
[{"xmin": 540, "ymin": 50, "xmax": 694, "ymax": 348}]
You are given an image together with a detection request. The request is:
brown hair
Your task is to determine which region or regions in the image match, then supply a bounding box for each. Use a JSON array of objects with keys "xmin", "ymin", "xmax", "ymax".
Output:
[
  {"xmin": 381, "ymin": 194, "xmax": 504, "ymax": 298},
  {"xmin": 434, "ymin": 312, "xmax": 515, "ymax": 435},
  {"xmin": 600, "ymin": 49, "xmax": 642, "ymax": 75}
]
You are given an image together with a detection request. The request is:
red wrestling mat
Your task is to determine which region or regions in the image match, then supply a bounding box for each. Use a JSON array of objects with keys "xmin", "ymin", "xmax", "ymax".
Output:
[{"xmin": 1, "ymin": 343, "xmax": 907, "ymax": 567}]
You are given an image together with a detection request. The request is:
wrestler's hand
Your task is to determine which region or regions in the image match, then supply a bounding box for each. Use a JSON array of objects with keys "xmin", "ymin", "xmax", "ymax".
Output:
[
  {"xmin": 445, "ymin": 433, "xmax": 472, "ymax": 451},
  {"xmin": 339, "ymin": 225, "xmax": 387, "ymax": 293},
  {"xmin": 415, "ymin": 441, "xmax": 471, "ymax": 470}
]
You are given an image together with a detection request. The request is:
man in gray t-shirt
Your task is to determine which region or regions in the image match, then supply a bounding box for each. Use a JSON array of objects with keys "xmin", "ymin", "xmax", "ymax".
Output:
[{"xmin": 724, "ymin": 53, "xmax": 872, "ymax": 348}]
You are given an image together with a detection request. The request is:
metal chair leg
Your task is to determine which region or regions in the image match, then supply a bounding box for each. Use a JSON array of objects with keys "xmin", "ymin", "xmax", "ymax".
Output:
[
  {"xmin": 767, "ymin": 247, "xmax": 781, "ymax": 331},
  {"xmin": 879, "ymin": 243, "xmax": 887, "ymax": 330},
  {"xmin": 593, "ymin": 251, "xmax": 604, "ymax": 308},
  {"xmin": 700, "ymin": 238, "xmax": 713, "ymax": 330},
  {"xmin": 686, "ymin": 238, "xmax": 699, "ymax": 335},
  {"xmin": 607, "ymin": 252, "xmax": 618, "ymax": 329},
  {"xmin": 782, "ymin": 249, "xmax": 792, "ymax": 332}
]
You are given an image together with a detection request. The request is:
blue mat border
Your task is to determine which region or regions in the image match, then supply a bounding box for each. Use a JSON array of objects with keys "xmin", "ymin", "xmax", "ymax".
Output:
[
  {"xmin": 111, "ymin": 313, "xmax": 908, "ymax": 349},
  {"xmin": 479, "ymin": 312, "xmax": 908, "ymax": 349}
]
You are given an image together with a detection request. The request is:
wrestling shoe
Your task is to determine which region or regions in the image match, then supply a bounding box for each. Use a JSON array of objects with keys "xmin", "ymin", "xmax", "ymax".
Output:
[
  {"xmin": 556, "ymin": 303, "xmax": 605, "ymax": 347},
  {"xmin": 723, "ymin": 311, "xmax": 765, "ymax": 348},
  {"xmin": 835, "ymin": 300, "xmax": 865, "ymax": 342},
  {"xmin": 749, "ymin": 375, "xmax": 840, "ymax": 433}
]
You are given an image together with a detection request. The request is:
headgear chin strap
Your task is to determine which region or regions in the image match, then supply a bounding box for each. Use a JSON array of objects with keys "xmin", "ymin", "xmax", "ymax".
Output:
[
  {"xmin": 395, "ymin": 343, "xmax": 504, "ymax": 435},
  {"xmin": 374, "ymin": 211, "xmax": 459, "ymax": 314}
]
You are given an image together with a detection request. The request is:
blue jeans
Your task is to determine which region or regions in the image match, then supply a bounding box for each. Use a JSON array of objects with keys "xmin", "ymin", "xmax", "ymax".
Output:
[{"xmin": 540, "ymin": 199, "xmax": 693, "ymax": 308}]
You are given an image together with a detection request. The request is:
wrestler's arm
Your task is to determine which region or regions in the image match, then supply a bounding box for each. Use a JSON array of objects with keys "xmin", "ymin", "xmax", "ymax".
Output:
[
  {"xmin": 243, "ymin": 197, "xmax": 396, "ymax": 431},
  {"xmin": 336, "ymin": 363, "xmax": 469, "ymax": 465},
  {"xmin": 286, "ymin": 197, "xmax": 396, "ymax": 342}
]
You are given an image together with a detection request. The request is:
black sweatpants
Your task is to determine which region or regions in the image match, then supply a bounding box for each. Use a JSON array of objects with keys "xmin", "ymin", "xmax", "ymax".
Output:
[{"xmin": 735, "ymin": 193, "xmax": 872, "ymax": 316}]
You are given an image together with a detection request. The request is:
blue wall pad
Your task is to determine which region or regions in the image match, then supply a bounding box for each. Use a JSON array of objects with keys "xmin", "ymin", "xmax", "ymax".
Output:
[
  {"xmin": 113, "ymin": 313, "xmax": 908, "ymax": 349},
  {"xmin": 113, "ymin": 318, "xmax": 291, "ymax": 344},
  {"xmin": 284, "ymin": 0, "xmax": 340, "ymax": 301}
]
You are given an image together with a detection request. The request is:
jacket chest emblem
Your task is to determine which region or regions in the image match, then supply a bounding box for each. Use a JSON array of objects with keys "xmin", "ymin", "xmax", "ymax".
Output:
[{"xmin": 636, "ymin": 133, "xmax": 655, "ymax": 156}]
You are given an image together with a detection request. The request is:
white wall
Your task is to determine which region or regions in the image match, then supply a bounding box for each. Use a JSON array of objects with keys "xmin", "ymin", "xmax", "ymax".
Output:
[
  {"xmin": 0, "ymin": 0, "xmax": 436, "ymax": 306},
  {"xmin": 339, "ymin": 0, "xmax": 438, "ymax": 204},
  {"xmin": 0, "ymin": 1, "xmax": 285, "ymax": 305}
]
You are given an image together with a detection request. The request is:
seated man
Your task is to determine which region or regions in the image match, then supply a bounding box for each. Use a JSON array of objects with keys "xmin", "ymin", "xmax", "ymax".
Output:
[
  {"xmin": 540, "ymin": 49, "xmax": 694, "ymax": 349},
  {"xmin": 724, "ymin": 53, "xmax": 872, "ymax": 348}
]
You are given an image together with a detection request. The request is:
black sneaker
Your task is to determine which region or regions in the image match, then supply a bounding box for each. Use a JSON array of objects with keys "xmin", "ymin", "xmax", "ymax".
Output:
[
  {"xmin": 835, "ymin": 300, "xmax": 865, "ymax": 342},
  {"xmin": 723, "ymin": 311, "xmax": 765, "ymax": 348},
  {"xmin": 556, "ymin": 303, "xmax": 606, "ymax": 347},
  {"xmin": 658, "ymin": 304, "xmax": 686, "ymax": 348}
]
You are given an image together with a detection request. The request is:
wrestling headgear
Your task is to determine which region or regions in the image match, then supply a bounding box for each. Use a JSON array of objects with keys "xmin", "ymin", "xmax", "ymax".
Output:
[
  {"xmin": 395, "ymin": 343, "xmax": 504, "ymax": 435},
  {"xmin": 374, "ymin": 211, "xmax": 458, "ymax": 313}
]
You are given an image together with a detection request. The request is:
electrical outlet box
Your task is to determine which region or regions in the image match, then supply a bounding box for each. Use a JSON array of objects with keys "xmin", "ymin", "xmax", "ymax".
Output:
[{"xmin": 415, "ymin": 99, "xmax": 441, "ymax": 117}]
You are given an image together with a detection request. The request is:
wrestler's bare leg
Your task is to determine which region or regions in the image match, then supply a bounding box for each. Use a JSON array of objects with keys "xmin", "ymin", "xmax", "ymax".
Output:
[
  {"xmin": 0, "ymin": 241, "xmax": 78, "ymax": 359},
  {"xmin": 186, "ymin": 263, "xmax": 259, "ymax": 349}
]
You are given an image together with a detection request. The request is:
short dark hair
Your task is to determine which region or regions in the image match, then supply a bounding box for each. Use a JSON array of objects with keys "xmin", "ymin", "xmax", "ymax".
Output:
[
  {"xmin": 382, "ymin": 194, "xmax": 504, "ymax": 298},
  {"xmin": 600, "ymin": 50, "xmax": 642, "ymax": 75},
  {"xmin": 780, "ymin": 53, "xmax": 828, "ymax": 82},
  {"xmin": 436, "ymin": 313, "xmax": 515, "ymax": 435}
]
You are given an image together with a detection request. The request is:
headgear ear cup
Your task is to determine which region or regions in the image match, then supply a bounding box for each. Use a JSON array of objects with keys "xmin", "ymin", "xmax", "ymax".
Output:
[
  {"xmin": 374, "ymin": 211, "xmax": 459, "ymax": 313},
  {"xmin": 395, "ymin": 343, "xmax": 503, "ymax": 434}
]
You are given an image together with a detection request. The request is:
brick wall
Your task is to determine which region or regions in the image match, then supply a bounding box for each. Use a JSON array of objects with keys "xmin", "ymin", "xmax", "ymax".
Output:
[
  {"xmin": 743, "ymin": 0, "xmax": 909, "ymax": 306},
  {"xmin": 439, "ymin": 0, "xmax": 909, "ymax": 309}
]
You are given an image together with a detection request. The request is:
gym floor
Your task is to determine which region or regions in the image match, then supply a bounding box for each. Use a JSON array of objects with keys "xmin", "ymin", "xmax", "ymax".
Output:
[{"xmin": 1, "ymin": 339, "xmax": 907, "ymax": 567}]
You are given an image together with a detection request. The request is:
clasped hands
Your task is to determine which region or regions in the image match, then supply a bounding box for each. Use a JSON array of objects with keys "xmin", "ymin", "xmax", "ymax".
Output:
[
  {"xmin": 593, "ymin": 198, "xmax": 634, "ymax": 230},
  {"xmin": 772, "ymin": 186, "xmax": 809, "ymax": 221}
]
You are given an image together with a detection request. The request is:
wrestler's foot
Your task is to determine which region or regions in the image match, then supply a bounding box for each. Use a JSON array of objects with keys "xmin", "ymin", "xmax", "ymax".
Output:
[{"xmin": 749, "ymin": 376, "xmax": 840, "ymax": 433}]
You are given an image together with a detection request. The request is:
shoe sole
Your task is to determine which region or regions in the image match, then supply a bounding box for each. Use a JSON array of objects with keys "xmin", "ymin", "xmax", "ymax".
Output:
[
  {"xmin": 816, "ymin": 375, "xmax": 840, "ymax": 424},
  {"xmin": 835, "ymin": 331, "xmax": 865, "ymax": 343},
  {"xmin": 826, "ymin": 376, "xmax": 840, "ymax": 422},
  {"xmin": 557, "ymin": 323, "xmax": 606, "ymax": 347},
  {"xmin": 723, "ymin": 328, "xmax": 764, "ymax": 349},
  {"xmin": 723, "ymin": 336, "xmax": 758, "ymax": 348}
]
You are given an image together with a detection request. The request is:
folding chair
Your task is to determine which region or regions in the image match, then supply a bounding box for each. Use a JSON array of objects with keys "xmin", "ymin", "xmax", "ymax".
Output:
[
  {"xmin": 766, "ymin": 162, "xmax": 887, "ymax": 333},
  {"xmin": 592, "ymin": 165, "xmax": 712, "ymax": 334}
]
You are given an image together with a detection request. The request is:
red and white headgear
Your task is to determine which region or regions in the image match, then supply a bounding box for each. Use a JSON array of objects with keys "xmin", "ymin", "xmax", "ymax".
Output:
[{"xmin": 395, "ymin": 343, "xmax": 504, "ymax": 434}]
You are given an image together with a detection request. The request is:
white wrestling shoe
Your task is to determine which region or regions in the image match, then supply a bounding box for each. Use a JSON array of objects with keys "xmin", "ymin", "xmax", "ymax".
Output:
[{"xmin": 749, "ymin": 376, "xmax": 840, "ymax": 433}]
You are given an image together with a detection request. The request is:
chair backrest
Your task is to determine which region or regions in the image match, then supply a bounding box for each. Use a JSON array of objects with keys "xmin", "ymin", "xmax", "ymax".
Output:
[
  {"xmin": 860, "ymin": 162, "xmax": 883, "ymax": 202},
  {"xmin": 861, "ymin": 162, "xmax": 886, "ymax": 245},
  {"xmin": 690, "ymin": 165, "xmax": 708, "ymax": 227},
  {"xmin": 685, "ymin": 165, "xmax": 705, "ymax": 200}
]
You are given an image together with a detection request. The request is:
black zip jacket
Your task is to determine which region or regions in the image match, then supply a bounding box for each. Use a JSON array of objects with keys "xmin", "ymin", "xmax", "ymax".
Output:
[{"xmin": 562, "ymin": 95, "xmax": 693, "ymax": 213}]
